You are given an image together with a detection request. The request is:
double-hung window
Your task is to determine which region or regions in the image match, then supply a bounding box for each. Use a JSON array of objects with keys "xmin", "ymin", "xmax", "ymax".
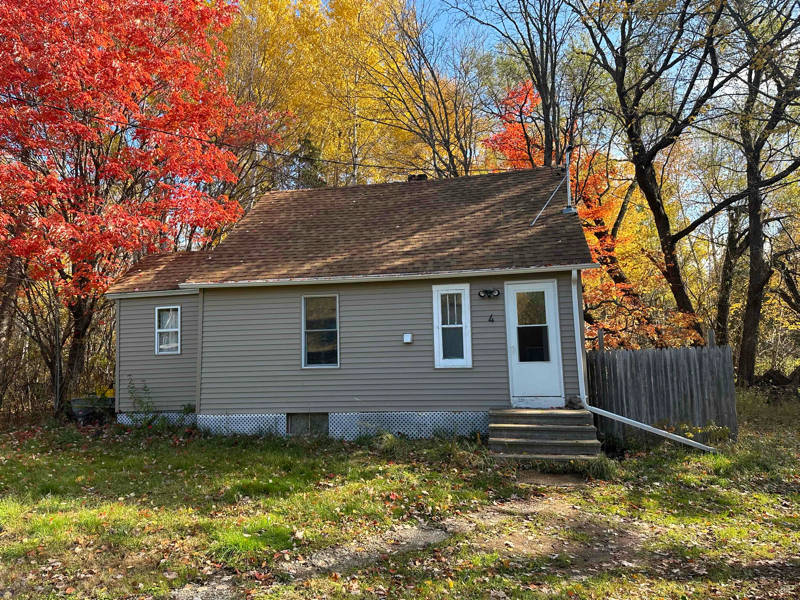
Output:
[
  {"xmin": 432, "ymin": 284, "xmax": 472, "ymax": 368},
  {"xmin": 302, "ymin": 295, "xmax": 339, "ymax": 367},
  {"xmin": 155, "ymin": 306, "xmax": 181, "ymax": 355}
]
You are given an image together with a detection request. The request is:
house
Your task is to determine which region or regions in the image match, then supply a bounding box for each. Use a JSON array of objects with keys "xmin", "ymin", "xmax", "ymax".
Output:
[{"xmin": 107, "ymin": 169, "xmax": 601, "ymax": 457}]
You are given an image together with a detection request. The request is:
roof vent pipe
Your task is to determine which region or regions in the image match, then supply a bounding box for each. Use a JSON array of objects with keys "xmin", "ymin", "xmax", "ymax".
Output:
[
  {"xmin": 562, "ymin": 145, "xmax": 577, "ymax": 215},
  {"xmin": 530, "ymin": 148, "xmax": 576, "ymax": 227}
]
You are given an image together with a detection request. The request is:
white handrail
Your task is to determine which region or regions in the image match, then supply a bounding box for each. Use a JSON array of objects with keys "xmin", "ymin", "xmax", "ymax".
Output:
[
  {"xmin": 583, "ymin": 404, "xmax": 717, "ymax": 453},
  {"xmin": 570, "ymin": 270, "xmax": 716, "ymax": 454}
]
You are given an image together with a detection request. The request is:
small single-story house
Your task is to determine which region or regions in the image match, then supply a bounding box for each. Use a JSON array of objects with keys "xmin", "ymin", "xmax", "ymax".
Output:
[{"xmin": 107, "ymin": 169, "xmax": 598, "ymax": 444}]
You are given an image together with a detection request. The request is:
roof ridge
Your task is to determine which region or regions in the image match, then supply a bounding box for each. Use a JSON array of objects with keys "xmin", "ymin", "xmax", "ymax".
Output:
[{"xmin": 259, "ymin": 167, "xmax": 561, "ymax": 197}]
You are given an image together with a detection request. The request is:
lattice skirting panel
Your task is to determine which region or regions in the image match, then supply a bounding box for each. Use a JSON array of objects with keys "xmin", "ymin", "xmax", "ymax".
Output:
[
  {"xmin": 118, "ymin": 411, "xmax": 487, "ymax": 439},
  {"xmin": 329, "ymin": 411, "xmax": 489, "ymax": 441},
  {"xmin": 117, "ymin": 412, "xmax": 197, "ymax": 427},
  {"xmin": 196, "ymin": 414, "xmax": 288, "ymax": 436}
]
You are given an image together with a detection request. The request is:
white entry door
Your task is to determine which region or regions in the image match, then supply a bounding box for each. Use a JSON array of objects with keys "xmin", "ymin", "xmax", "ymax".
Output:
[{"xmin": 505, "ymin": 281, "xmax": 564, "ymax": 407}]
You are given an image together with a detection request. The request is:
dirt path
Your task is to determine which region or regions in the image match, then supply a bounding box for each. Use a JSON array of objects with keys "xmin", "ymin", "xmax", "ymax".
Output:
[
  {"xmin": 171, "ymin": 573, "xmax": 240, "ymax": 600},
  {"xmin": 172, "ymin": 485, "xmax": 663, "ymax": 597},
  {"xmin": 461, "ymin": 495, "xmax": 657, "ymax": 572},
  {"xmin": 274, "ymin": 489, "xmax": 656, "ymax": 581},
  {"xmin": 277, "ymin": 524, "xmax": 451, "ymax": 580}
]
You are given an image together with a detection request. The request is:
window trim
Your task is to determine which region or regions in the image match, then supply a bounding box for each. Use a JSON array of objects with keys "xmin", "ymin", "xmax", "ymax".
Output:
[
  {"xmin": 154, "ymin": 305, "xmax": 181, "ymax": 355},
  {"xmin": 432, "ymin": 283, "xmax": 472, "ymax": 368},
  {"xmin": 301, "ymin": 294, "xmax": 340, "ymax": 369}
]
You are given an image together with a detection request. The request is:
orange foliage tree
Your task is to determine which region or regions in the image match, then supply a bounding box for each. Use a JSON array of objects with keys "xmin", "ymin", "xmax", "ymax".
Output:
[
  {"xmin": 484, "ymin": 81, "xmax": 545, "ymax": 169},
  {"xmin": 485, "ymin": 81, "xmax": 701, "ymax": 348}
]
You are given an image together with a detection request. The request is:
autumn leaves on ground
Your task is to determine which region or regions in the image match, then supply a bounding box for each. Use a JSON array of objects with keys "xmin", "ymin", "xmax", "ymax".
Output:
[{"xmin": 0, "ymin": 389, "xmax": 797, "ymax": 600}]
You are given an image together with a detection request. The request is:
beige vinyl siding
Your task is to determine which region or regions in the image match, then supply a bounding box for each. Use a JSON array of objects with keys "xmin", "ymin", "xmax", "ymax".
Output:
[
  {"xmin": 198, "ymin": 273, "xmax": 581, "ymax": 414},
  {"xmin": 578, "ymin": 271, "xmax": 588, "ymax": 393},
  {"xmin": 115, "ymin": 298, "xmax": 120, "ymax": 413},
  {"xmin": 117, "ymin": 295, "xmax": 199, "ymax": 412},
  {"xmin": 557, "ymin": 272, "xmax": 580, "ymax": 398}
]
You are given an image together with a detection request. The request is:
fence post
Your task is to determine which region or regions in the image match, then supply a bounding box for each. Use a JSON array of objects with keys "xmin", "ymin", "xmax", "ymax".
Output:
[
  {"xmin": 707, "ymin": 328, "xmax": 716, "ymax": 347},
  {"xmin": 598, "ymin": 328, "xmax": 604, "ymax": 352}
]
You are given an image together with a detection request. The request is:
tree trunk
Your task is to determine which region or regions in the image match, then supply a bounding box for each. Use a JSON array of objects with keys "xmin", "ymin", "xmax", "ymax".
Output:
[
  {"xmin": 715, "ymin": 210, "xmax": 742, "ymax": 346},
  {"xmin": 540, "ymin": 95, "xmax": 553, "ymax": 167},
  {"xmin": 777, "ymin": 267, "xmax": 800, "ymax": 316},
  {"xmin": 737, "ymin": 162, "xmax": 770, "ymax": 386},
  {"xmin": 57, "ymin": 297, "xmax": 95, "ymax": 414},
  {"xmin": 634, "ymin": 161, "xmax": 702, "ymax": 335},
  {"xmin": 0, "ymin": 257, "xmax": 22, "ymax": 409}
]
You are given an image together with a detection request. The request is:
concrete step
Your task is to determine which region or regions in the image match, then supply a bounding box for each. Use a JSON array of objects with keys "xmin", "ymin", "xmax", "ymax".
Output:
[
  {"xmin": 488, "ymin": 423, "xmax": 599, "ymax": 440},
  {"xmin": 492, "ymin": 453, "xmax": 600, "ymax": 463},
  {"xmin": 488, "ymin": 437, "xmax": 601, "ymax": 456},
  {"xmin": 489, "ymin": 409, "xmax": 593, "ymax": 426}
]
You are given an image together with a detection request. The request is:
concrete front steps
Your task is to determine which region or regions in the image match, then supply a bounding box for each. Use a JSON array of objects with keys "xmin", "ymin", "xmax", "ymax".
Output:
[{"xmin": 488, "ymin": 409, "xmax": 601, "ymax": 462}]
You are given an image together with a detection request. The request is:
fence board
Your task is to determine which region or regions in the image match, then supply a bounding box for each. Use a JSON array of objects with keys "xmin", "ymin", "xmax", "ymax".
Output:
[{"xmin": 586, "ymin": 345, "xmax": 738, "ymax": 445}]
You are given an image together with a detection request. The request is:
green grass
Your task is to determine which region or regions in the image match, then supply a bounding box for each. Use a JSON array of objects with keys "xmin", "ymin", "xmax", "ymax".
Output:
[
  {"xmin": 0, "ymin": 389, "xmax": 798, "ymax": 598},
  {"xmin": 0, "ymin": 426, "xmax": 510, "ymax": 598}
]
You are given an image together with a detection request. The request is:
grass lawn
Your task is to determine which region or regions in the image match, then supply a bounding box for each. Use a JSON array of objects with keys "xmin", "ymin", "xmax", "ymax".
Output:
[{"xmin": 0, "ymin": 389, "xmax": 798, "ymax": 599}]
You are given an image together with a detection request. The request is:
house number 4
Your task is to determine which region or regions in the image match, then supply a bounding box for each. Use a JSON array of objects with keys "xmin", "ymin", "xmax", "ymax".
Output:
[{"xmin": 488, "ymin": 314, "xmax": 494, "ymax": 323}]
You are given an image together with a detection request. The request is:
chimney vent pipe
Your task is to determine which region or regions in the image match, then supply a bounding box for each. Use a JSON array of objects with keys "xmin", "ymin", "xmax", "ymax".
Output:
[{"xmin": 562, "ymin": 145, "xmax": 577, "ymax": 215}]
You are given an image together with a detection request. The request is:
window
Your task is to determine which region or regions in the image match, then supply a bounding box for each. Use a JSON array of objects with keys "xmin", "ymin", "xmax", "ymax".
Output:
[
  {"xmin": 302, "ymin": 295, "xmax": 339, "ymax": 367},
  {"xmin": 155, "ymin": 306, "xmax": 181, "ymax": 355},
  {"xmin": 432, "ymin": 284, "xmax": 472, "ymax": 368},
  {"xmin": 515, "ymin": 291, "xmax": 550, "ymax": 362}
]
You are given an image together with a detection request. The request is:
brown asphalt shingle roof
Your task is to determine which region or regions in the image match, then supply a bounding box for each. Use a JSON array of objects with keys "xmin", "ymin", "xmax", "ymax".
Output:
[
  {"xmin": 107, "ymin": 251, "xmax": 210, "ymax": 294},
  {"xmin": 107, "ymin": 169, "xmax": 593, "ymax": 294}
]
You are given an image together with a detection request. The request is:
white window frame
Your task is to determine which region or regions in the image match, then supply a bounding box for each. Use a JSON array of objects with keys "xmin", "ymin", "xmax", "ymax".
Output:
[
  {"xmin": 301, "ymin": 294, "xmax": 340, "ymax": 368},
  {"xmin": 432, "ymin": 283, "xmax": 472, "ymax": 368},
  {"xmin": 154, "ymin": 306, "xmax": 181, "ymax": 355}
]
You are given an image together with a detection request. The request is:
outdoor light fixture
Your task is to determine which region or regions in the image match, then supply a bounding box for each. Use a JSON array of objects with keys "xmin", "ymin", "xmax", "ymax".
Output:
[{"xmin": 478, "ymin": 288, "xmax": 501, "ymax": 298}]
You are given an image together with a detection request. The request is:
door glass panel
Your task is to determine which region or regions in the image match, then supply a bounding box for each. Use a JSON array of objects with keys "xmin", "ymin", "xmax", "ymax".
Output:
[
  {"xmin": 517, "ymin": 326, "xmax": 549, "ymax": 362},
  {"xmin": 441, "ymin": 327, "xmax": 464, "ymax": 359},
  {"xmin": 516, "ymin": 291, "xmax": 547, "ymax": 325}
]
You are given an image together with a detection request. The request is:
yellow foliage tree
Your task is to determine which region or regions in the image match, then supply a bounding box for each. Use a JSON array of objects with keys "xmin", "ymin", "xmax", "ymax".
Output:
[{"xmin": 224, "ymin": 0, "xmax": 418, "ymax": 186}]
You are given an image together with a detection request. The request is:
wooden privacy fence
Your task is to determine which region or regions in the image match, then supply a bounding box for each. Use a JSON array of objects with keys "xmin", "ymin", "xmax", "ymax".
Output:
[{"xmin": 586, "ymin": 344, "xmax": 738, "ymax": 444}]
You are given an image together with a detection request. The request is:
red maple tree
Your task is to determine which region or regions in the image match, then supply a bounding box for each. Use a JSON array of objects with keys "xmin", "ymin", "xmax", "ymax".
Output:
[
  {"xmin": 0, "ymin": 0, "xmax": 280, "ymax": 404},
  {"xmin": 484, "ymin": 81, "xmax": 545, "ymax": 170}
]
